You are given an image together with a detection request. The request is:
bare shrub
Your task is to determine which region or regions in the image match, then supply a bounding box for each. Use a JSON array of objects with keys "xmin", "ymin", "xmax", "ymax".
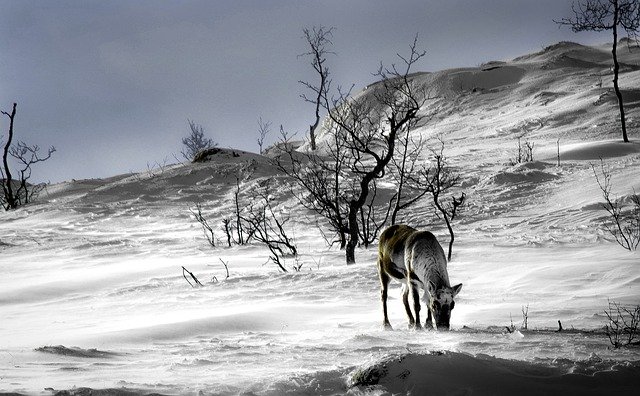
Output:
[
  {"xmin": 181, "ymin": 119, "xmax": 216, "ymax": 161},
  {"xmin": 2, "ymin": 103, "xmax": 56, "ymax": 210},
  {"xmin": 299, "ymin": 25, "xmax": 335, "ymax": 151},
  {"xmin": 409, "ymin": 139, "xmax": 466, "ymax": 261},
  {"xmin": 182, "ymin": 266, "xmax": 203, "ymax": 288},
  {"xmin": 257, "ymin": 117, "xmax": 271, "ymax": 155},
  {"xmin": 241, "ymin": 181, "xmax": 297, "ymax": 272},
  {"xmin": 279, "ymin": 35, "xmax": 427, "ymax": 264},
  {"xmin": 604, "ymin": 300, "xmax": 640, "ymax": 348},
  {"xmin": 509, "ymin": 137, "xmax": 535, "ymax": 165},
  {"xmin": 190, "ymin": 203, "xmax": 217, "ymax": 248},
  {"xmin": 592, "ymin": 160, "xmax": 640, "ymax": 251},
  {"xmin": 389, "ymin": 123, "xmax": 429, "ymax": 225}
]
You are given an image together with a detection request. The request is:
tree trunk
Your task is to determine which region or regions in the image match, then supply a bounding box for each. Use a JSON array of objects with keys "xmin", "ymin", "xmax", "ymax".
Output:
[
  {"xmin": 2, "ymin": 103, "xmax": 17, "ymax": 210},
  {"xmin": 345, "ymin": 202, "xmax": 359, "ymax": 264},
  {"xmin": 309, "ymin": 125, "xmax": 317, "ymax": 151},
  {"xmin": 445, "ymin": 217, "xmax": 454, "ymax": 262},
  {"xmin": 611, "ymin": 3, "xmax": 629, "ymax": 143}
]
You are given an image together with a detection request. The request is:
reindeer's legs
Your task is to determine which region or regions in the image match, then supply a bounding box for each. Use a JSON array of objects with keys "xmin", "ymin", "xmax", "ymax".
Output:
[
  {"xmin": 409, "ymin": 279, "xmax": 422, "ymax": 330},
  {"xmin": 425, "ymin": 306, "xmax": 433, "ymax": 329},
  {"xmin": 401, "ymin": 284, "xmax": 415, "ymax": 326},
  {"xmin": 378, "ymin": 261, "xmax": 393, "ymax": 330}
]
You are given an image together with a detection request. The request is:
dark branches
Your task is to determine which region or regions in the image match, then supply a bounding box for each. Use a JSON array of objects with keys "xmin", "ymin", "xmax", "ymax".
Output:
[
  {"xmin": 556, "ymin": 0, "xmax": 640, "ymax": 142},
  {"xmin": 299, "ymin": 25, "xmax": 335, "ymax": 151}
]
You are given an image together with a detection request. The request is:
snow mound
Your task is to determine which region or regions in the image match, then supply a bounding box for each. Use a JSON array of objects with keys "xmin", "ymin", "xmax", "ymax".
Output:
[
  {"xmin": 34, "ymin": 345, "xmax": 118, "ymax": 359},
  {"xmin": 559, "ymin": 140, "xmax": 640, "ymax": 160},
  {"xmin": 490, "ymin": 161, "xmax": 560, "ymax": 185},
  {"xmin": 449, "ymin": 66, "xmax": 526, "ymax": 92},
  {"xmin": 349, "ymin": 351, "xmax": 640, "ymax": 396}
]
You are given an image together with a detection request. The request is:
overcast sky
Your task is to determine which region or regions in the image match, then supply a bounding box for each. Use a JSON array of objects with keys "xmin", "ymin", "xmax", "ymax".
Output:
[{"xmin": 1, "ymin": 0, "xmax": 613, "ymax": 183}]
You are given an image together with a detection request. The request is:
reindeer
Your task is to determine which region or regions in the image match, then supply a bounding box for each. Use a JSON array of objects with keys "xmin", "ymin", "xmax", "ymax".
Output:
[{"xmin": 377, "ymin": 224, "xmax": 462, "ymax": 330}]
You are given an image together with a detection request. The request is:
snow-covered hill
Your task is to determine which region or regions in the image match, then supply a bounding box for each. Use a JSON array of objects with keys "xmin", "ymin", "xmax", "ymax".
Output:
[{"xmin": 1, "ymin": 41, "xmax": 639, "ymax": 395}]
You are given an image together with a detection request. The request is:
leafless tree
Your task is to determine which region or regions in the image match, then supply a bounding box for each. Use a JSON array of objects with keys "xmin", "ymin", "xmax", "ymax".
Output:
[
  {"xmin": 299, "ymin": 25, "xmax": 335, "ymax": 151},
  {"xmin": 222, "ymin": 218, "xmax": 233, "ymax": 247},
  {"xmin": 556, "ymin": 0, "xmax": 640, "ymax": 143},
  {"xmin": 325, "ymin": 36, "xmax": 427, "ymax": 264},
  {"xmin": 181, "ymin": 119, "xmax": 216, "ymax": 161},
  {"xmin": 281, "ymin": 35, "xmax": 427, "ymax": 264},
  {"xmin": 257, "ymin": 116, "xmax": 271, "ymax": 155},
  {"xmin": 2, "ymin": 103, "xmax": 56, "ymax": 210},
  {"xmin": 604, "ymin": 300, "xmax": 640, "ymax": 348},
  {"xmin": 510, "ymin": 136, "xmax": 535, "ymax": 165},
  {"xmin": 275, "ymin": 123, "xmax": 350, "ymax": 249},
  {"xmin": 190, "ymin": 203, "xmax": 216, "ymax": 248},
  {"xmin": 357, "ymin": 179, "xmax": 394, "ymax": 248},
  {"xmin": 410, "ymin": 140, "xmax": 466, "ymax": 261},
  {"xmin": 389, "ymin": 124, "xmax": 429, "ymax": 225},
  {"xmin": 240, "ymin": 181, "xmax": 297, "ymax": 272},
  {"xmin": 592, "ymin": 159, "xmax": 640, "ymax": 250}
]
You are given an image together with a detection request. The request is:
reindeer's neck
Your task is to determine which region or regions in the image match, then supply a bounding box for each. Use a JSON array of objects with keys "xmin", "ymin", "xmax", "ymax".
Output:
[{"xmin": 425, "ymin": 266, "xmax": 450, "ymax": 288}]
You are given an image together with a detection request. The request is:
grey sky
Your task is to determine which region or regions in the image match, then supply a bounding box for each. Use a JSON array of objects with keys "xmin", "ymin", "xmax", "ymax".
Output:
[{"xmin": 1, "ymin": 0, "xmax": 612, "ymax": 183}]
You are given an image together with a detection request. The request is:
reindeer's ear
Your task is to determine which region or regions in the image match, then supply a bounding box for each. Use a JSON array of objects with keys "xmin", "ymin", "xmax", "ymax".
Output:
[
  {"xmin": 452, "ymin": 283, "xmax": 462, "ymax": 297},
  {"xmin": 427, "ymin": 280, "xmax": 437, "ymax": 297}
]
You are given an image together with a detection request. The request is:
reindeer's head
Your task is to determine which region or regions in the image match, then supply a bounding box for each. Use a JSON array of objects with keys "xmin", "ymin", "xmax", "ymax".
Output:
[{"xmin": 424, "ymin": 281, "xmax": 462, "ymax": 330}]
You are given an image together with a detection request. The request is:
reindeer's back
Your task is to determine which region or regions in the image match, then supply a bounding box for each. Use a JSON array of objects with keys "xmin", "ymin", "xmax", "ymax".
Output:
[
  {"xmin": 405, "ymin": 231, "xmax": 450, "ymax": 286},
  {"xmin": 379, "ymin": 224, "xmax": 417, "ymax": 261}
]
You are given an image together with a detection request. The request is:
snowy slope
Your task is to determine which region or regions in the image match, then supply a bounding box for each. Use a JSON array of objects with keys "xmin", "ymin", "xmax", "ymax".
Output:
[{"xmin": 1, "ymin": 41, "xmax": 639, "ymax": 395}]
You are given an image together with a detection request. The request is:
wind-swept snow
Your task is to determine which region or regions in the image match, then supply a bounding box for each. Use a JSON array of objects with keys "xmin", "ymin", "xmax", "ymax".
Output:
[{"xmin": 1, "ymin": 41, "xmax": 639, "ymax": 395}]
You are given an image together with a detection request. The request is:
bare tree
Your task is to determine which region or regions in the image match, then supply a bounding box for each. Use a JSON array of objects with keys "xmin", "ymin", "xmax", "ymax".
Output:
[
  {"xmin": 509, "ymin": 137, "xmax": 535, "ymax": 165},
  {"xmin": 240, "ymin": 181, "xmax": 297, "ymax": 272},
  {"xmin": 275, "ymin": 122, "xmax": 350, "ymax": 250},
  {"xmin": 190, "ymin": 203, "xmax": 216, "ymax": 248},
  {"xmin": 604, "ymin": 300, "xmax": 640, "ymax": 348},
  {"xmin": 181, "ymin": 119, "xmax": 216, "ymax": 161},
  {"xmin": 324, "ymin": 36, "xmax": 427, "ymax": 264},
  {"xmin": 1, "ymin": 103, "xmax": 56, "ymax": 210},
  {"xmin": 389, "ymin": 123, "xmax": 429, "ymax": 225},
  {"xmin": 592, "ymin": 159, "xmax": 640, "ymax": 250},
  {"xmin": 299, "ymin": 26, "xmax": 335, "ymax": 151},
  {"xmin": 281, "ymin": 35, "xmax": 427, "ymax": 264},
  {"xmin": 410, "ymin": 140, "xmax": 466, "ymax": 261},
  {"xmin": 357, "ymin": 179, "xmax": 394, "ymax": 248},
  {"xmin": 257, "ymin": 117, "xmax": 271, "ymax": 155},
  {"xmin": 556, "ymin": 0, "xmax": 640, "ymax": 143},
  {"xmin": 1, "ymin": 103, "xmax": 16, "ymax": 210}
]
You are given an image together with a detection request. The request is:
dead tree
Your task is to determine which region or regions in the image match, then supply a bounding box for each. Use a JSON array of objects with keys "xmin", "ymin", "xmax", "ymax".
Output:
[
  {"xmin": 275, "ymin": 123, "xmax": 350, "ymax": 249},
  {"xmin": 299, "ymin": 25, "xmax": 335, "ymax": 151},
  {"xmin": 1, "ymin": 103, "xmax": 16, "ymax": 210},
  {"xmin": 410, "ymin": 140, "xmax": 466, "ymax": 261},
  {"xmin": 190, "ymin": 203, "xmax": 216, "ymax": 247},
  {"xmin": 592, "ymin": 159, "xmax": 640, "ymax": 250},
  {"xmin": 604, "ymin": 300, "xmax": 640, "ymax": 348},
  {"xmin": 358, "ymin": 179, "xmax": 394, "ymax": 248},
  {"xmin": 257, "ymin": 116, "xmax": 271, "ymax": 155},
  {"xmin": 510, "ymin": 137, "xmax": 535, "ymax": 165},
  {"xmin": 181, "ymin": 119, "xmax": 216, "ymax": 161},
  {"xmin": 326, "ymin": 36, "xmax": 427, "ymax": 264},
  {"xmin": 556, "ymin": 0, "xmax": 640, "ymax": 143},
  {"xmin": 240, "ymin": 181, "xmax": 297, "ymax": 272},
  {"xmin": 389, "ymin": 123, "xmax": 429, "ymax": 225},
  {"xmin": 1, "ymin": 103, "xmax": 55, "ymax": 210},
  {"xmin": 282, "ymin": 35, "xmax": 427, "ymax": 264}
]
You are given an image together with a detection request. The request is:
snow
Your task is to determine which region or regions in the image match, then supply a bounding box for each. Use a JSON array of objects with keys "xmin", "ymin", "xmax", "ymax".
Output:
[{"xmin": 1, "ymin": 41, "xmax": 640, "ymax": 395}]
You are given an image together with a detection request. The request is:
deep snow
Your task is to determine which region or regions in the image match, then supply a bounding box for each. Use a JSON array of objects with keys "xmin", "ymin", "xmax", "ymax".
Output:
[{"xmin": 1, "ymin": 41, "xmax": 640, "ymax": 395}]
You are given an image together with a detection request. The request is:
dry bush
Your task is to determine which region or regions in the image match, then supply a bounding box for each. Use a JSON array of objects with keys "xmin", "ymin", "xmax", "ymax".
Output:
[
  {"xmin": 592, "ymin": 160, "xmax": 640, "ymax": 251},
  {"xmin": 604, "ymin": 300, "xmax": 640, "ymax": 348}
]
